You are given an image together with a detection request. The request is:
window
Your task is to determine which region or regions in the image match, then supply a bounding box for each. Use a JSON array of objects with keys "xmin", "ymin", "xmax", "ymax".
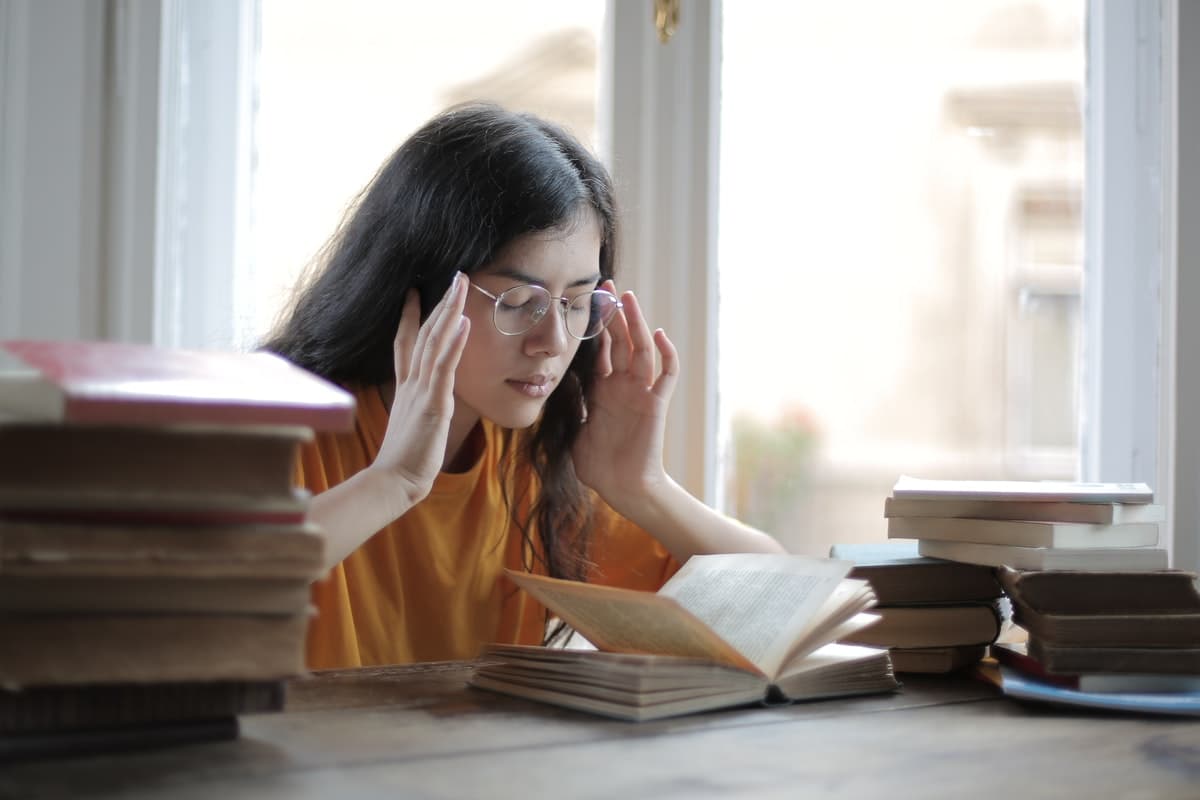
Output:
[
  {"xmin": 245, "ymin": 0, "xmax": 604, "ymax": 349},
  {"xmin": 716, "ymin": 1, "xmax": 1087, "ymax": 556}
]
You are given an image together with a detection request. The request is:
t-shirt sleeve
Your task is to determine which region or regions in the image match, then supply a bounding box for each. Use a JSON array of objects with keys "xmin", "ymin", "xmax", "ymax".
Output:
[{"xmin": 585, "ymin": 496, "xmax": 681, "ymax": 592}]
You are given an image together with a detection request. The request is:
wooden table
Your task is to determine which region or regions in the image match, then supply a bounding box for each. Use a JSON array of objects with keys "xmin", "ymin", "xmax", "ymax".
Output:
[{"xmin": 2, "ymin": 662, "xmax": 1198, "ymax": 799}]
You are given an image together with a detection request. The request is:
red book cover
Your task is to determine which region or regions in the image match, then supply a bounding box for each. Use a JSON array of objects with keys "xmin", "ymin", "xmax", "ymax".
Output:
[{"xmin": 0, "ymin": 340, "xmax": 355, "ymax": 430}]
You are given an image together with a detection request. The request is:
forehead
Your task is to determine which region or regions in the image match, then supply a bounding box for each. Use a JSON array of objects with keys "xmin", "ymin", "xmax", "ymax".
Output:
[{"xmin": 480, "ymin": 212, "xmax": 602, "ymax": 283}]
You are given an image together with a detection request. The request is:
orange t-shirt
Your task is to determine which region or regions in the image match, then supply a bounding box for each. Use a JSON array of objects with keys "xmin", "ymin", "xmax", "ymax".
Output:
[{"xmin": 299, "ymin": 386, "xmax": 679, "ymax": 669}]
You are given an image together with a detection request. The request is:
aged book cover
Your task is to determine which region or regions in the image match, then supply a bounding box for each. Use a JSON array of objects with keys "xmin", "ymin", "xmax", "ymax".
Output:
[
  {"xmin": 829, "ymin": 540, "xmax": 1001, "ymax": 605},
  {"xmin": 992, "ymin": 642, "xmax": 1200, "ymax": 693},
  {"xmin": 0, "ymin": 614, "xmax": 310, "ymax": 688},
  {"xmin": 917, "ymin": 539, "xmax": 1168, "ymax": 571},
  {"xmin": 997, "ymin": 566, "xmax": 1200, "ymax": 614},
  {"xmin": 0, "ymin": 423, "xmax": 311, "ymax": 518},
  {"xmin": 887, "ymin": 516, "xmax": 1159, "ymax": 549},
  {"xmin": 842, "ymin": 602, "xmax": 1003, "ymax": 649},
  {"xmin": 884, "ymin": 495, "xmax": 1165, "ymax": 525},
  {"xmin": 891, "ymin": 476, "xmax": 1154, "ymax": 504},
  {"xmin": 0, "ymin": 339, "xmax": 355, "ymax": 430},
  {"xmin": 470, "ymin": 554, "xmax": 899, "ymax": 721},
  {"xmin": 888, "ymin": 644, "xmax": 987, "ymax": 674}
]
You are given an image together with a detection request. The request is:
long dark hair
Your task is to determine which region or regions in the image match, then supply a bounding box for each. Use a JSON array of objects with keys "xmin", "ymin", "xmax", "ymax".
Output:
[{"xmin": 263, "ymin": 103, "xmax": 616, "ymax": 587}]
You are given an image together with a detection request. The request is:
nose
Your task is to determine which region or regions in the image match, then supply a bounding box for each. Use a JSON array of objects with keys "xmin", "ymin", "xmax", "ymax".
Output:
[{"xmin": 523, "ymin": 298, "xmax": 571, "ymax": 356}]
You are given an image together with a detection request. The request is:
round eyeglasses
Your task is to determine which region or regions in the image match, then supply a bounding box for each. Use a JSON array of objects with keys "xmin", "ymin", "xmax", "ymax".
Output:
[{"xmin": 469, "ymin": 282, "xmax": 622, "ymax": 340}]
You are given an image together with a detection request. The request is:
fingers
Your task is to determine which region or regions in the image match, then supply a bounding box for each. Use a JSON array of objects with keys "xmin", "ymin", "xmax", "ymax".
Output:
[
  {"xmin": 650, "ymin": 328, "xmax": 679, "ymax": 401},
  {"xmin": 611, "ymin": 291, "xmax": 657, "ymax": 387},
  {"xmin": 412, "ymin": 273, "xmax": 469, "ymax": 385},
  {"xmin": 594, "ymin": 328, "xmax": 614, "ymax": 377}
]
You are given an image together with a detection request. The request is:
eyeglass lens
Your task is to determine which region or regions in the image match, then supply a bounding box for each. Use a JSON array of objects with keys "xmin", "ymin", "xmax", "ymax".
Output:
[{"xmin": 494, "ymin": 285, "xmax": 620, "ymax": 339}]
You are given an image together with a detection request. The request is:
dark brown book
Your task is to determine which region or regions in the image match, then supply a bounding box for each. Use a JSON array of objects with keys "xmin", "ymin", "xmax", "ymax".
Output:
[
  {"xmin": 0, "ymin": 519, "xmax": 325, "ymax": 579},
  {"xmin": 0, "ymin": 680, "xmax": 284, "ymax": 734},
  {"xmin": 0, "ymin": 716, "xmax": 240, "ymax": 763},
  {"xmin": 0, "ymin": 575, "xmax": 314, "ymax": 614},
  {"xmin": 0, "ymin": 423, "xmax": 311, "ymax": 521},
  {"xmin": 1025, "ymin": 637, "xmax": 1200, "ymax": 676},
  {"xmin": 888, "ymin": 644, "xmax": 987, "ymax": 674},
  {"xmin": 1010, "ymin": 602, "xmax": 1200, "ymax": 648},
  {"xmin": 829, "ymin": 540, "xmax": 1001, "ymax": 604},
  {"xmin": 842, "ymin": 602, "xmax": 1003, "ymax": 649},
  {"xmin": 0, "ymin": 614, "xmax": 310, "ymax": 688},
  {"xmin": 997, "ymin": 565, "xmax": 1200, "ymax": 614}
]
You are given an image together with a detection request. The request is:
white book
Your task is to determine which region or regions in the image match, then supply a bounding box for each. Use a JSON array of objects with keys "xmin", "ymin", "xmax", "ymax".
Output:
[
  {"xmin": 918, "ymin": 539, "xmax": 1169, "ymax": 571},
  {"xmin": 888, "ymin": 517, "xmax": 1160, "ymax": 549},
  {"xmin": 892, "ymin": 475, "xmax": 1153, "ymax": 504},
  {"xmin": 883, "ymin": 496, "xmax": 1166, "ymax": 525}
]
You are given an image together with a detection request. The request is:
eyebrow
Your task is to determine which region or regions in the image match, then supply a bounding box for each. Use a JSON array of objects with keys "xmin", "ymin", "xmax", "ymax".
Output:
[{"xmin": 489, "ymin": 267, "xmax": 602, "ymax": 289}]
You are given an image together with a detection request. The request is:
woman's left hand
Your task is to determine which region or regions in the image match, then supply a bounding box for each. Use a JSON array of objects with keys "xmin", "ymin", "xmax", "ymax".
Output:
[{"xmin": 571, "ymin": 283, "xmax": 679, "ymax": 511}]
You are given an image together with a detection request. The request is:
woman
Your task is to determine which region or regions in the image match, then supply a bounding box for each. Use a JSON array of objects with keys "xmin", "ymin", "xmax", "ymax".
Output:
[{"xmin": 264, "ymin": 103, "xmax": 783, "ymax": 669}]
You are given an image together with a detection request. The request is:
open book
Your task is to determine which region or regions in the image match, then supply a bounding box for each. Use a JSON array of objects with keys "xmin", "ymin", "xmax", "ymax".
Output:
[{"xmin": 469, "ymin": 554, "xmax": 899, "ymax": 721}]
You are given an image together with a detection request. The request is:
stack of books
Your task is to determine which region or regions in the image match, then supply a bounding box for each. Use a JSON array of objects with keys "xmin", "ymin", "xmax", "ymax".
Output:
[
  {"xmin": 829, "ymin": 540, "xmax": 1003, "ymax": 673},
  {"xmin": 991, "ymin": 566, "xmax": 1200, "ymax": 690},
  {"xmin": 885, "ymin": 475, "xmax": 1169, "ymax": 571},
  {"xmin": 0, "ymin": 340, "xmax": 355, "ymax": 759}
]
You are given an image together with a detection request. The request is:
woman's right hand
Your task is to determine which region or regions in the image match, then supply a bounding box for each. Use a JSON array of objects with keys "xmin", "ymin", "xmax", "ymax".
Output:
[
  {"xmin": 371, "ymin": 273, "xmax": 471, "ymax": 507},
  {"xmin": 310, "ymin": 273, "xmax": 469, "ymax": 572}
]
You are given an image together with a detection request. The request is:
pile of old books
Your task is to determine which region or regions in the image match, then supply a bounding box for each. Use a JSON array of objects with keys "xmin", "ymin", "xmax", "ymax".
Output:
[
  {"xmin": 829, "ymin": 540, "xmax": 1003, "ymax": 673},
  {"xmin": 0, "ymin": 339, "xmax": 354, "ymax": 759},
  {"xmin": 884, "ymin": 475, "xmax": 1169, "ymax": 571},
  {"xmin": 986, "ymin": 567, "xmax": 1200, "ymax": 714}
]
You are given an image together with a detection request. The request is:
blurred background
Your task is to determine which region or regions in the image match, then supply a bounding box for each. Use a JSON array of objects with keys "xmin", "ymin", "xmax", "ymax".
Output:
[{"xmin": 246, "ymin": 0, "xmax": 1084, "ymax": 556}]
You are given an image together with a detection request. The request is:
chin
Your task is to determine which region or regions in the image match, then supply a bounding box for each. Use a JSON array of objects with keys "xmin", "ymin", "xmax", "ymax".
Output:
[{"xmin": 482, "ymin": 400, "xmax": 547, "ymax": 431}]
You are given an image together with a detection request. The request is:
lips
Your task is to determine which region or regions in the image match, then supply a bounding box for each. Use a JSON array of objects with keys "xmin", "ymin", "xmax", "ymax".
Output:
[{"xmin": 506, "ymin": 374, "xmax": 555, "ymax": 398}]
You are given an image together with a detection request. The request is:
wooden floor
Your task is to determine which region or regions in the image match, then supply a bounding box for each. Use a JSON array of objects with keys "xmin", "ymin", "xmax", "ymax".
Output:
[{"xmin": 3, "ymin": 662, "xmax": 1199, "ymax": 799}]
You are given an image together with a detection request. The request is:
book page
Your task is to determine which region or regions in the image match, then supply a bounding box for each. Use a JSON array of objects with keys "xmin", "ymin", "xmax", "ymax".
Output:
[
  {"xmin": 505, "ymin": 571, "xmax": 760, "ymax": 674},
  {"xmin": 656, "ymin": 554, "xmax": 852, "ymax": 678}
]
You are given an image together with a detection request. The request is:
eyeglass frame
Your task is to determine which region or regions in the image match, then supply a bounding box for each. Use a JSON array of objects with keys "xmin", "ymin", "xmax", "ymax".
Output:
[{"xmin": 468, "ymin": 281, "xmax": 623, "ymax": 341}]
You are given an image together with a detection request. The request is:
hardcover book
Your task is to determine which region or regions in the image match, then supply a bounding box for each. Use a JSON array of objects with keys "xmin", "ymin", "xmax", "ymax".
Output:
[
  {"xmin": 891, "ymin": 476, "xmax": 1153, "ymax": 504},
  {"xmin": 469, "ymin": 554, "xmax": 899, "ymax": 721},
  {"xmin": 884, "ymin": 496, "xmax": 1165, "ymax": 525},
  {"xmin": 828, "ymin": 540, "xmax": 1001, "ymax": 605},
  {"xmin": 991, "ymin": 642, "xmax": 1200, "ymax": 694},
  {"xmin": 0, "ymin": 339, "xmax": 355, "ymax": 430},
  {"xmin": 917, "ymin": 539, "xmax": 1169, "ymax": 571},
  {"xmin": 997, "ymin": 566, "xmax": 1200, "ymax": 614},
  {"xmin": 888, "ymin": 644, "xmax": 988, "ymax": 674},
  {"xmin": 0, "ymin": 423, "xmax": 311, "ymax": 522},
  {"xmin": 842, "ymin": 602, "xmax": 1003, "ymax": 649},
  {"xmin": 887, "ymin": 516, "xmax": 1160, "ymax": 549}
]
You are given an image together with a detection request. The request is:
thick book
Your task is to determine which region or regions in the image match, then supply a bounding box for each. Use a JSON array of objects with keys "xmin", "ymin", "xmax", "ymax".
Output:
[
  {"xmin": 0, "ymin": 423, "xmax": 311, "ymax": 521},
  {"xmin": 0, "ymin": 519, "xmax": 325, "ymax": 580},
  {"xmin": 917, "ymin": 539, "xmax": 1169, "ymax": 571},
  {"xmin": 0, "ymin": 575, "xmax": 314, "ymax": 614},
  {"xmin": 891, "ymin": 475, "xmax": 1153, "ymax": 504},
  {"xmin": 0, "ymin": 716, "xmax": 241, "ymax": 763},
  {"xmin": 888, "ymin": 644, "xmax": 988, "ymax": 674},
  {"xmin": 997, "ymin": 566, "xmax": 1200, "ymax": 614},
  {"xmin": 888, "ymin": 516, "xmax": 1160, "ymax": 549},
  {"xmin": 0, "ymin": 613, "xmax": 310, "ymax": 688},
  {"xmin": 1009, "ymin": 604, "xmax": 1200, "ymax": 648},
  {"xmin": 469, "ymin": 554, "xmax": 899, "ymax": 721},
  {"xmin": 884, "ymin": 495, "xmax": 1165, "ymax": 525},
  {"xmin": 0, "ymin": 680, "xmax": 284, "ymax": 734},
  {"xmin": 828, "ymin": 540, "xmax": 1001, "ymax": 605},
  {"xmin": 992, "ymin": 642, "xmax": 1200, "ymax": 694},
  {"xmin": 842, "ymin": 602, "xmax": 1003, "ymax": 649},
  {"xmin": 0, "ymin": 339, "xmax": 355, "ymax": 430},
  {"xmin": 1025, "ymin": 637, "xmax": 1200, "ymax": 676}
]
